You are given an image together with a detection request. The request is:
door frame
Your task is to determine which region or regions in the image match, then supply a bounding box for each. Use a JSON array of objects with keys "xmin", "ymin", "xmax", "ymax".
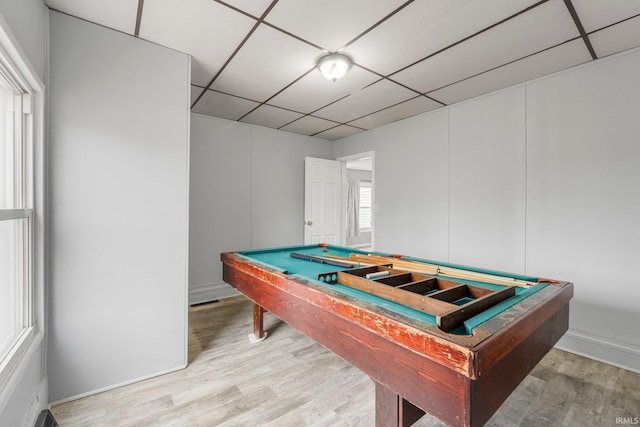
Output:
[{"xmin": 337, "ymin": 151, "xmax": 375, "ymax": 249}]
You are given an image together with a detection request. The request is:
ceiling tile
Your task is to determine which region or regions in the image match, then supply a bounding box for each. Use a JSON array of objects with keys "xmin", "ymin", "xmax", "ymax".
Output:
[
  {"xmin": 210, "ymin": 24, "xmax": 322, "ymax": 101},
  {"xmin": 239, "ymin": 104, "xmax": 303, "ymax": 129},
  {"xmin": 429, "ymin": 40, "xmax": 592, "ymax": 105},
  {"xmin": 571, "ymin": 0, "xmax": 640, "ymax": 33},
  {"xmin": 347, "ymin": 96, "xmax": 442, "ymax": 130},
  {"xmin": 191, "ymin": 87, "xmax": 259, "ymax": 120},
  {"xmin": 265, "ymin": 0, "xmax": 407, "ymax": 51},
  {"xmin": 49, "ymin": 0, "xmax": 640, "ymax": 137},
  {"xmin": 314, "ymin": 125, "xmax": 364, "ymax": 141},
  {"xmin": 346, "ymin": 0, "xmax": 543, "ymax": 76},
  {"xmin": 139, "ymin": 0, "xmax": 256, "ymax": 87},
  {"xmin": 392, "ymin": 0, "xmax": 580, "ymax": 94},
  {"xmin": 589, "ymin": 15, "xmax": 640, "ymax": 58},
  {"xmin": 46, "ymin": 0, "xmax": 139, "ymax": 34},
  {"xmin": 268, "ymin": 65, "xmax": 380, "ymax": 114},
  {"xmin": 314, "ymin": 79, "xmax": 416, "ymax": 123},
  {"xmin": 221, "ymin": 0, "xmax": 274, "ymax": 18},
  {"xmin": 279, "ymin": 115, "xmax": 339, "ymax": 136}
]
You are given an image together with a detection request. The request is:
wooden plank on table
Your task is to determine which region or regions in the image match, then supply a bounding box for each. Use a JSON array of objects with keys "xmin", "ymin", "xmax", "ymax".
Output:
[
  {"xmin": 428, "ymin": 284, "xmax": 470, "ymax": 303},
  {"xmin": 373, "ymin": 272, "xmax": 414, "ymax": 287},
  {"xmin": 437, "ymin": 286, "xmax": 516, "ymax": 332},
  {"xmin": 334, "ymin": 253, "xmax": 539, "ymax": 288},
  {"xmin": 336, "ymin": 271, "xmax": 456, "ymax": 316},
  {"xmin": 396, "ymin": 277, "xmax": 439, "ymax": 294}
]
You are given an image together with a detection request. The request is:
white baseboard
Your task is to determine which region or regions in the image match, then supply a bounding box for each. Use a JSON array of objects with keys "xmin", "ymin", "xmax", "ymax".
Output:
[
  {"xmin": 556, "ymin": 327, "xmax": 640, "ymax": 374},
  {"xmin": 24, "ymin": 376, "xmax": 48, "ymax": 427},
  {"xmin": 189, "ymin": 281, "xmax": 239, "ymax": 305},
  {"xmin": 48, "ymin": 364, "xmax": 186, "ymax": 407}
]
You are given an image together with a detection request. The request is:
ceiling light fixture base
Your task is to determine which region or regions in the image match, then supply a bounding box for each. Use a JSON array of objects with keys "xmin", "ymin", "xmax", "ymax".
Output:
[{"xmin": 316, "ymin": 52, "xmax": 353, "ymax": 82}]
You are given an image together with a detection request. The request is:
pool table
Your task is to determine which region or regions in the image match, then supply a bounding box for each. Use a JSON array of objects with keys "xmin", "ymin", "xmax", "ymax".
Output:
[{"xmin": 221, "ymin": 244, "xmax": 573, "ymax": 427}]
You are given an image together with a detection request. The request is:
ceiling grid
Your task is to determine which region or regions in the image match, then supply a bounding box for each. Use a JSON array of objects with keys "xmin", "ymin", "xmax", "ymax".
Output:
[{"xmin": 46, "ymin": 0, "xmax": 640, "ymax": 140}]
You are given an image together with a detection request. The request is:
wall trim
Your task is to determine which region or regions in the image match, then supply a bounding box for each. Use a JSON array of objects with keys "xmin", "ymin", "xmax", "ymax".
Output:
[
  {"xmin": 556, "ymin": 327, "xmax": 640, "ymax": 374},
  {"xmin": 189, "ymin": 281, "xmax": 239, "ymax": 305},
  {"xmin": 23, "ymin": 376, "xmax": 48, "ymax": 427},
  {"xmin": 48, "ymin": 363, "xmax": 186, "ymax": 408}
]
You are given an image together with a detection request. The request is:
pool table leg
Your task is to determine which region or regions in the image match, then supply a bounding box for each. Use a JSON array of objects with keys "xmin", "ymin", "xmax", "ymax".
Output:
[
  {"xmin": 375, "ymin": 381, "xmax": 425, "ymax": 427},
  {"xmin": 248, "ymin": 302, "xmax": 267, "ymax": 343}
]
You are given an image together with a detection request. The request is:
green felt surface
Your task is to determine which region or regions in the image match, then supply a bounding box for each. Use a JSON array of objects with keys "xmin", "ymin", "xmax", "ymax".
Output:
[
  {"xmin": 238, "ymin": 245, "xmax": 547, "ymax": 335},
  {"xmin": 239, "ymin": 245, "xmax": 366, "ymax": 275}
]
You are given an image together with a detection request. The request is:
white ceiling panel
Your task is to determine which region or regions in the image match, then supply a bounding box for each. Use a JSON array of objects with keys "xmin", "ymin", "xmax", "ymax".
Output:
[
  {"xmin": 268, "ymin": 65, "xmax": 380, "ymax": 114},
  {"xmin": 392, "ymin": 0, "xmax": 580, "ymax": 95},
  {"xmin": 314, "ymin": 79, "xmax": 417, "ymax": 123},
  {"xmin": 429, "ymin": 40, "xmax": 591, "ymax": 105},
  {"xmin": 139, "ymin": 0, "xmax": 256, "ymax": 87},
  {"xmin": 348, "ymin": 96, "xmax": 442, "ymax": 130},
  {"xmin": 279, "ymin": 115, "xmax": 339, "ymax": 136},
  {"xmin": 210, "ymin": 24, "xmax": 322, "ymax": 101},
  {"xmin": 314, "ymin": 125, "xmax": 364, "ymax": 141},
  {"xmin": 222, "ymin": 0, "xmax": 274, "ymax": 18},
  {"xmin": 266, "ymin": 0, "xmax": 407, "ymax": 51},
  {"xmin": 589, "ymin": 16, "xmax": 640, "ymax": 59},
  {"xmin": 51, "ymin": 1, "xmax": 640, "ymax": 140},
  {"xmin": 239, "ymin": 104, "xmax": 304, "ymax": 129},
  {"xmin": 346, "ymin": 0, "xmax": 543, "ymax": 76},
  {"xmin": 46, "ymin": 0, "xmax": 139, "ymax": 34},
  {"xmin": 191, "ymin": 87, "xmax": 259, "ymax": 120},
  {"xmin": 571, "ymin": 0, "xmax": 640, "ymax": 33}
]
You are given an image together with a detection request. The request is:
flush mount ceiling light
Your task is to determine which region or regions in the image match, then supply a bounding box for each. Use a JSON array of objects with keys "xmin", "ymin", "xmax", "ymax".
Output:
[{"xmin": 316, "ymin": 52, "xmax": 353, "ymax": 82}]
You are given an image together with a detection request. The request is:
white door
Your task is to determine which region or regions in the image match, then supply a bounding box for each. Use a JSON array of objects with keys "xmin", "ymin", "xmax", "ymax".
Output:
[{"xmin": 304, "ymin": 157, "xmax": 342, "ymax": 245}]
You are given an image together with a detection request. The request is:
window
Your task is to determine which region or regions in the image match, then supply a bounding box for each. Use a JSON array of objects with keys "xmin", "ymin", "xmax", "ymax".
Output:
[
  {"xmin": 359, "ymin": 180, "xmax": 372, "ymax": 231},
  {"xmin": 0, "ymin": 22, "xmax": 42, "ymax": 392}
]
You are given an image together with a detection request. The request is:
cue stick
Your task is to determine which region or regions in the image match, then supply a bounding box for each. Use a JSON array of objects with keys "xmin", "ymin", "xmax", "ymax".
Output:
[
  {"xmin": 290, "ymin": 252, "xmax": 355, "ymax": 268},
  {"xmin": 359, "ymin": 254, "xmax": 537, "ymax": 287},
  {"xmin": 365, "ymin": 271, "xmax": 390, "ymax": 280},
  {"xmin": 324, "ymin": 253, "xmax": 537, "ymax": 288},
  {"xmin": 323, "ymin": 254, "xmax": 389, "ymax": 268}
]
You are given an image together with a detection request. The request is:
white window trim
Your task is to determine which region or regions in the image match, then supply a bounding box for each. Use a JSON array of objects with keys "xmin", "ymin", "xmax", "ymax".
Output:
[
  {"xmin": 0, "ymin": 11, "xmax": 45, "ymax": 409},
  {"xmin": 358, "ymin": 180, "xmax": 372, "ymax": 232}
]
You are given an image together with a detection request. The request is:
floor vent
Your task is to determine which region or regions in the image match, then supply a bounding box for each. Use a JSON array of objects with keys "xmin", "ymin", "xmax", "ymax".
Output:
[{"xmin": 34, "ymin": 410, "xmax": 58, "ymax": 427}]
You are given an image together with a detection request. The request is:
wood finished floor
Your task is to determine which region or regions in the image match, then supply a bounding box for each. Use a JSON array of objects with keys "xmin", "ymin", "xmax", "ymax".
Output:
[{"xmin": 51, "ymin": 296, "xmax": 639, "ymax": 426}]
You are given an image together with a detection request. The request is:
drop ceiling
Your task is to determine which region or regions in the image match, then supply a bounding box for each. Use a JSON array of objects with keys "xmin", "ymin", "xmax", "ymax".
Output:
[{"xmin": 45, "ymin": 0, "xmax": 640, "ymax": 140}]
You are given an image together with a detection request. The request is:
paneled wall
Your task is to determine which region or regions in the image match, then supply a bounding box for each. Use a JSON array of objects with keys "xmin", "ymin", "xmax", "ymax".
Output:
[
  {"xmin": 334, "ymin": 48, "xmax": 640, "ymax": 373},
  {"xmin": 371, "ymin": 110, "xmax": 450, "ymax": 261},
  {"xmin": 48, "ymin": 12, "xmax": 190, "ymax": 402},
  {"xmin": 189, "ymin": 114, "xmax": 333, "ymax": 304},
  {"xmin": 525, "ymin": 50, "xmax": 640, "ymax": 370},
  {"xmin": 449, "ymin": 88, "xmax": 526, "ymax": 273}
]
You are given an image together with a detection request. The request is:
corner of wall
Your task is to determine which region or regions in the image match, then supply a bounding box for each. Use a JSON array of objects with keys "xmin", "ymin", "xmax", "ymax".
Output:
[
  {"xmin": 556, "ymin": 328, "xmax": 640, "ymax": 374},
  {"xmin": 189, "ymin": 282, "xmax": 240, "ymax": 305}
]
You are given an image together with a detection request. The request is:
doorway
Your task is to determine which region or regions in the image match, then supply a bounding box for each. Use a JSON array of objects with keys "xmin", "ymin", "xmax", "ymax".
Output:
[{"xmin": 339, "ymin": 152, "xmax": 374, "ymax": 250}]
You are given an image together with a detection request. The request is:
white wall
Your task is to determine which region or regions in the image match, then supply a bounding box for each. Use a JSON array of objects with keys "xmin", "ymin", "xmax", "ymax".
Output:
[
  {"xmin": 525, "ymin": 50, "xmax": 640, "ymax": 371},
  {"xmin": 189, "ymin": 114, "xmax": 333, "ymax": 303},
  {"xmin": 449, "ymin": 88, "xmax": 526, "ymax": 273},
  {"xmin": 334, "ymin": 48, "xmax": 640, "ymax": 373},
  {"xmin": 0, "ymin": 0, "xmax": 46, "ymax": 81},
  {"xmin": 48, "ymin": 12, "xmax": 190, "ymax": 402},
  {"xmin": 189, "ymin": 116, "xmax": 251, "ymax": 303},
  {"xmin": 336, "ymin": 109, "xmax": 451, "ymax": 261},
  {"xmin": 0, "ymin": 2, "xmax": 48, "ymax": 426}
]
